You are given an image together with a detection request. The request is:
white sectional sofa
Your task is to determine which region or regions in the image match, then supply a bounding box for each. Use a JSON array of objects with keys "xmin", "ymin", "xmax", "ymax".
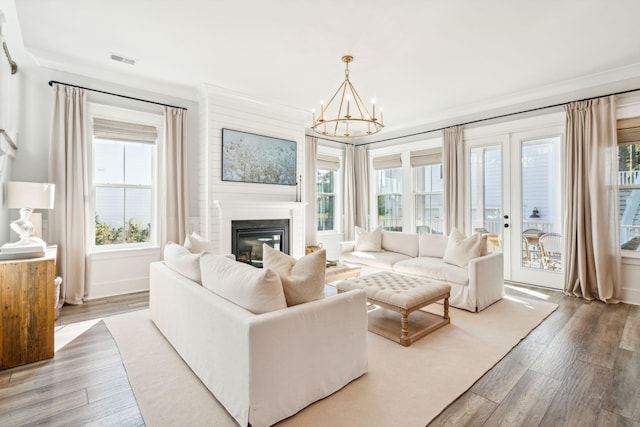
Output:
[
  {"xmin": 149, "ymin": 257, "xmax": 368, "ymax": 427},
  {"xmin": 340, "ymin": 230, "xmax": 504, "ymax": 312}
]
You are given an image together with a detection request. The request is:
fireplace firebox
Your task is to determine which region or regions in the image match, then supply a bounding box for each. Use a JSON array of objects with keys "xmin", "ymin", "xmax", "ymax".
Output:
[{"xmin": 231, "ymin": 219, "xmax": 289, "ymax": 267}]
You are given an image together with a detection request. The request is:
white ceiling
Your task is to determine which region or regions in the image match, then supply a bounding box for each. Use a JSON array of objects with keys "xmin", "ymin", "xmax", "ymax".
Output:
[{"xmin": 6, "ymin": 0, "xmax": 640, "ymax": 142}]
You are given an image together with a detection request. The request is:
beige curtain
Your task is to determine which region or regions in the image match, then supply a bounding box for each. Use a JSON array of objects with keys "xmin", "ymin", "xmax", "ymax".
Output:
[
  {"xmin": 443, "ymin": 126, "xmax": 464, "ymax": 235},
  {"xmin": 162, "ymin": 107, "xmax": 189, "ymax": 246},
  {"xmin": 563, "ymin": 96, "xmax": 621, "ymax": 302},
  {"xmin": 304, "ymin": 136, "xmax": 318, "ymax": 245},
  {"xmin": 48, "ymin": 83, "xmax": 90, "ymax": 305},
  {"xmin": 343, "ymin": 144, "xmax": 355, "ymax": 240},
  {"xmin": 355, "ymin": 146, "xmax": 369, "ymax": 229}
]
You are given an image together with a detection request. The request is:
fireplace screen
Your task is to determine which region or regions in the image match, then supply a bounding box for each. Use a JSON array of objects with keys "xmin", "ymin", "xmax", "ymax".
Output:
[{"xmin": 231, "ymin": 219, "xmax": 289, "ymax": 267}]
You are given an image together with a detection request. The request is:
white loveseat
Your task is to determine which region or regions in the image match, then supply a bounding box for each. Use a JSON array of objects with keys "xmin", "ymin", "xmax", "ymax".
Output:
[
  {"xmin": 150, "ymin": 258, "xmax": 368, "ymax": 427},
  {"xmin": 340, "ymin": 230, "xmax": 504, "ymax": 312}
]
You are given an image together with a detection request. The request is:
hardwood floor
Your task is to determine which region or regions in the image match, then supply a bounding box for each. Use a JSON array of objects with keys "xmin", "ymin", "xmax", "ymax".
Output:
[
  {"xmin": 0, "ymin": 285, "xmax": 639, "ymax": 426},
  {"xmin": 0, "ymin": 293, "xmax": 148, "ymax": 426},
  {"xmin": 430, "ymin": 285, "xmax": 640, "ymax": 427}
]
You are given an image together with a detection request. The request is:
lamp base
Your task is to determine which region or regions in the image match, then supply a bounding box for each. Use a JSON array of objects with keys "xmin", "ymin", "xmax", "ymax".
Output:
[{"xmin": 0, "ymin": 240, "xmax": 47, "ymax": 260}]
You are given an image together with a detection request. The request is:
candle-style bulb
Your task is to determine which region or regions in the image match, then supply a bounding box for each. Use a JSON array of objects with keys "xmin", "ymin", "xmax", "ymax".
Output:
[{"xmin": 346, "ymin": 94, "xmax": 350, "ymax": 117}]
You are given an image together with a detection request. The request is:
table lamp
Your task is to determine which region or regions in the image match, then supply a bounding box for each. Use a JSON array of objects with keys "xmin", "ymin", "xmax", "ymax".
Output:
[{"xmin": 1, "ymin": 181, "xmax": 55, "ymax": 259}]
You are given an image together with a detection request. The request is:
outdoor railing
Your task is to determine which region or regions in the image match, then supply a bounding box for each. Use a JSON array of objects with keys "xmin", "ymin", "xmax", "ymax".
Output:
[{"xmin": 619, "ymin": 170, "xmax": 640, "ymax": 185}]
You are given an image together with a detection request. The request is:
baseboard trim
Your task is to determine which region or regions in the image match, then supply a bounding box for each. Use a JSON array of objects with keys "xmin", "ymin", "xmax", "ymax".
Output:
[{"xmin": 88, "ymin": 276, "xmax": 149, "ymax": 300}]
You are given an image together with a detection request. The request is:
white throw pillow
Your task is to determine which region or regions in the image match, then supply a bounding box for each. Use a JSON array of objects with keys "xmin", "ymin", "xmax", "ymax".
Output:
[
  {"xmin": 443, "ymin": 228, "xmax": 483, "ymax": 268},
  {"xmin": 184, "ymin": 232, "xmax": 215, "ymax": 253},
  {"xmin": 200, "ymin": 253, "xmax": 286, "ymax": 314},
  {"xmin": 262, "ymin": 244, "xmax": 326, "ymax": 306},
  {"xmin": 355, "ymin": 226, "xmax": 382, "ymax": 252},
  {"xmin": 164, "ymin": 242, "xmax": 202, "ymax": 284}
]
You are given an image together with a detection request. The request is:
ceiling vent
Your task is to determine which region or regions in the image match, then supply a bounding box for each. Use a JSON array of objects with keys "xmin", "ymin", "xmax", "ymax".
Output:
[{"xmin": 110, "ymin": 54, "xmax": 135, "ymax": 65}]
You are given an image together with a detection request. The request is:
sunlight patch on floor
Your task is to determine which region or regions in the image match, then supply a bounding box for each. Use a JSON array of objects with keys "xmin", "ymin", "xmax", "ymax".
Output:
[
  {"xmin": 504, "ymin": 294, "xmax": 536, "ymax": 309},
  {"xmin": 505, "ymin": 284, "xmax": 551, "ymax": 300},
  {"xmin": 54, "ymin": 318, "xmax": 102, "ymax": 352}
]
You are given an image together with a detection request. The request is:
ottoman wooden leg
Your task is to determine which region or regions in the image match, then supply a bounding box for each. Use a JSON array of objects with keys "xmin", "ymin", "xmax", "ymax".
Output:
[
  {"xmin": 444, "ymin": 295, "xmax": 450, "ymax": 320},
  {"xmin": 400, "ymin": 309, "xmax": 410, "ymax": 347}
]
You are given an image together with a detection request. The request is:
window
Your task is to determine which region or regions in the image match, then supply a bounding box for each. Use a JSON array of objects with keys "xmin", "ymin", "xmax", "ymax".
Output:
[
  {"xmin": 411, "ymin": 148, "xmax": 443, "ymax": 234},
  {"xmin": 316, "ymin": 153, "xmax": 340, "ymax": 232},
  {"xmin": 90, "ymin": 111, "xmax": 161, "ymax": 249},
  {"xmin": 374, "ymin": 154, "xmax": 403, "ymax": 231},
  {"xmin": 618, "ymin": 131, "xmax": 640, "ymax": 251},
  {"xmin": 377, "ymin": 167, "xmax": 403, "ymax": 231},
  {"xmin": 316, "ymin": 169, "xmax": 336, "ymax": 231},
  {"xmin": 413, "ymin": 164, "xmax": 443, "ymax": 234}
]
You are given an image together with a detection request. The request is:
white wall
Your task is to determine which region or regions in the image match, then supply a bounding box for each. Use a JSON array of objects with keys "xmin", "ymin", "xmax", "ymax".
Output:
[{"xmin": 198, "ymin": 85, "xmax": 307, "ymax": 244}]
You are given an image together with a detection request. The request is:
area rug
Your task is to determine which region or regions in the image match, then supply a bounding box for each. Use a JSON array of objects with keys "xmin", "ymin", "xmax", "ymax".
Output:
[{"xmin": 104, "ymin": 294, "xmax": 557, "ymax": 427}]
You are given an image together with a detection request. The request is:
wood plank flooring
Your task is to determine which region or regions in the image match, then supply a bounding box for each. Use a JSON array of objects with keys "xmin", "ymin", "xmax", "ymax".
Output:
[
  {"xmin": 0, "ymin": 285, "xmax": 638, "ymax": 426},
  {"xmin": 430, "ymin": 285, "xmax": 640, "ymax": 426}
]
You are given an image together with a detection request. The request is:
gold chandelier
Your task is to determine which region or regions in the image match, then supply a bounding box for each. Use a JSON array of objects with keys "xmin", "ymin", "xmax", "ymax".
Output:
[{"xmin": 311, "ymin": 55, "xmax": 383, "ymax": 139}]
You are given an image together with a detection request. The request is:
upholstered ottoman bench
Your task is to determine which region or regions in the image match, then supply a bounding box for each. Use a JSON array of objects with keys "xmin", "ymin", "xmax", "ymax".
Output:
[{"xmin": 336, "ymin": 272, "xmax": 451, "ymax": 346}]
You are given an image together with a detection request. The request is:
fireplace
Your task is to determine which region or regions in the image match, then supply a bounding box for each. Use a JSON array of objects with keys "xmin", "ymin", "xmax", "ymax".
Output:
[{"xmin": 231, "ymin": 219, "xmax": 289, "ymax": 267}]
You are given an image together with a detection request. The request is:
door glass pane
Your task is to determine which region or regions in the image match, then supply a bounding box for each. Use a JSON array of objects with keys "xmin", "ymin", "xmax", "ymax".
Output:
[
  {"xmin": 618, "ymin": 143, "xmax": 640, "ymax": 251},
  {"xmin": 521, "ymin": 137, "xmax": 562, "ymax": 270},
  {"xmin": 469, "ymin": 145, "xmax": 502, "ymax": 252}
]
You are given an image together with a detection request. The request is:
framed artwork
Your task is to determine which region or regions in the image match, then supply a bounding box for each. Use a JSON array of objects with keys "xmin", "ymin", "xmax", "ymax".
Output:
[{"xmin": 222, "ymin": 128, "xmax": 297, "ymax": 185}]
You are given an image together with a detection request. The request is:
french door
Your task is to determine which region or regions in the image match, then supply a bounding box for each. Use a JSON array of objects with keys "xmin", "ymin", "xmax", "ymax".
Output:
[{"xmin": 467, "ymin": 127, "xmax": 564, "ymax": 289}]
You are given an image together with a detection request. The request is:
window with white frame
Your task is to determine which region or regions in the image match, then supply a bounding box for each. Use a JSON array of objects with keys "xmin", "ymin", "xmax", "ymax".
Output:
[
  {"xmin": 411, "ymin": 148, "xmax": 443, "ymax": 234},
  {"xmin": 374, "ymin": 154, "xmax": 403, "ymax": 232},
  {"xmin": 316, "ymin": 153, "xmax": 340, "ymax": 232},
  {"xmin": 617, "ymin": 118, "xmax": 640, "ymax": 252},
  {"xmin": 90, "ymin": 107, "xmax": 162, "ymax": 249}
]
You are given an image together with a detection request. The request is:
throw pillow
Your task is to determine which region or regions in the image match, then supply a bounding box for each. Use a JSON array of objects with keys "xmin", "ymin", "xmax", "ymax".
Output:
[
  {"xmin": 184, "ymin": 232, "xmax": 214, "ymax": 253},
  {"xmin": 443, "ymin": 227, "xmax": 483, "ymax": 268},
  {"xmin": 164, "ymin": 242, "xmax": 202, "ymax": 284},
  {"xmin": 262, "ymin": 244, "xmax": 326, "ymax": 306},
  {"xmin": 200, "ymin": 253, "xmax": 286, "ymax": 314},
  {"xmin": 355, "ymin": 226, "xmax": 382, "ymax": 252}
]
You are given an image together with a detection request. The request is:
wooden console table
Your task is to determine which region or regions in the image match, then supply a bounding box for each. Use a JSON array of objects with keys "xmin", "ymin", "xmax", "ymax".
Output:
[{"xmin": 0, "ymin": 246, "xmax": 57, "ymax": 370}]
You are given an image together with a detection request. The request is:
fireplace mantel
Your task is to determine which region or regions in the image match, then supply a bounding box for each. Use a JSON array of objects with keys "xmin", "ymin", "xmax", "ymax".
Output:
[
  {"xmin": 211, "ymin": 200, "xmax": 307, "ymax": 258},
  {"xmin": 212, "ymin": 200, "xmax": 306, "ymax": 211}
]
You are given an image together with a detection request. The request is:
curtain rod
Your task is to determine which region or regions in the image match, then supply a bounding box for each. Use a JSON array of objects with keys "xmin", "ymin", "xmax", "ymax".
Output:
[
  {"xmin": 48, "ymin": 80, "xmax": 188, "ymax": 111},
  {"xmin": 308, "ymin": 86, "xmax": 640, "ymax": 147}
]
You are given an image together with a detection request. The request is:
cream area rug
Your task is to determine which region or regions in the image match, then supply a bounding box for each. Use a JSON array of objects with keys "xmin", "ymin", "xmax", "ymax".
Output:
[{"xmin": 103, "ymin": 295, "xmax": 557, "ymax": 427}]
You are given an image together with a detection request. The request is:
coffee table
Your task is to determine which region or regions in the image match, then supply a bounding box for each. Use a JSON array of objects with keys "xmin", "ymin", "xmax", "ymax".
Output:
[{"xmin": 336, "ymin": 272, "xmax": 451, "ymax": 346}]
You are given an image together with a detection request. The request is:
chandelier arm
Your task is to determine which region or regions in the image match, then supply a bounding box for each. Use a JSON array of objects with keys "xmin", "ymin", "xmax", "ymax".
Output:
[
  {"xmin": 333, "ymin": 82, "xmax": 349, "ymax": 135},
  {"xmin": 347, "ymin": 81, "xmax": 373, "ymax": 120},
  {"xmin": 323, "ymin": 81, "xmax": 346, "ymax": 118}
]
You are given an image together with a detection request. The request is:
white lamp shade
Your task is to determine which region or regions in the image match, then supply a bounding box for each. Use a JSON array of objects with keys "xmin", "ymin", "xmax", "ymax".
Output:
[{"xmin": 7, "ymin": 182, "xmax": 55, "ymax": 210}]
